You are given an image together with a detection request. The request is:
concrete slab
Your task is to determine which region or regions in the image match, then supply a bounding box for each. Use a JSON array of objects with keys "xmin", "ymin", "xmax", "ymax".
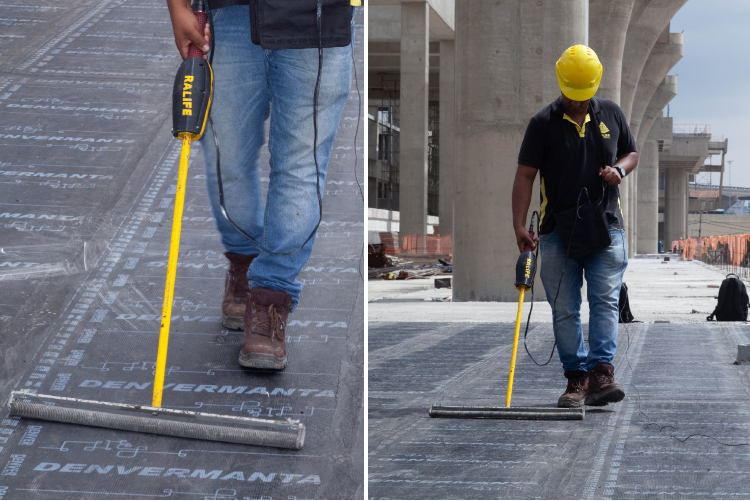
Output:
[
  {"xmin": 369, "ymin": 257, "xmax": 733, "ymax": 324},
  {"xmin": 369, "ymin": 258, "xmax": 750, "ymax": 498},
  {"xmin": 369, "ymin": 321, "xmax": 750, "ymax": 499},
  {"xmin": 0, "ymin": 2, "xmax": 364, "ymax": 499}
]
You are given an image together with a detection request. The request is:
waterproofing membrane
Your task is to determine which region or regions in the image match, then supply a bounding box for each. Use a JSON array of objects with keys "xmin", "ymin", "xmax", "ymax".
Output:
[
  {"xmin": 369, "ymin": 321, "xmax": 750, "ymax": 499},
  {"xmin": 0, "ymin": 1, "xmax": 364, "ymax": 498}
]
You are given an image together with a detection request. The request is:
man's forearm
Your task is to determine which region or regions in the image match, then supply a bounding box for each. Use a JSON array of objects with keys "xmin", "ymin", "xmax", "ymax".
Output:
[
  {"xmin": 616, "ymin": 151, "xmax": 638, "ymax": 176},
  {"xmin": 512, "ymin": 165, "xmax": 537, "ymax": 230}
]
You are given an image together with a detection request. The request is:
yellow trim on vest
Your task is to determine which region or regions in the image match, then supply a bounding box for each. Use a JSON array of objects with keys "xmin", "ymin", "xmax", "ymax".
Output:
[
  {"xmin": 540, "ymin": 177, "xmax": 548, "ymax": 228},
  {"xmin": 563, "ymin": 112, "xmax": 591, "ymax": 138},
  {"xmin": 351, "ymin": 0, "xmax": 361, "ymax": 5}
]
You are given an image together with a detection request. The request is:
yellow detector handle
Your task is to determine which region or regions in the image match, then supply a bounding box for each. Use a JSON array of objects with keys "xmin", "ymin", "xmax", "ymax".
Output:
[
  {"xmin": 152, "ymin": 136, "xmax": 191, "ymax": 408},
  {"xmin": 506, "ymin": 289, "xmax": 525, "ymax": 407}
]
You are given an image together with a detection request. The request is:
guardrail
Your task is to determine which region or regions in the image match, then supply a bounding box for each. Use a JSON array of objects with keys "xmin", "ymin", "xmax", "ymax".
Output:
[{"xmin": 673, "ymin": 124, "xmax": 711, "ymax": 136}]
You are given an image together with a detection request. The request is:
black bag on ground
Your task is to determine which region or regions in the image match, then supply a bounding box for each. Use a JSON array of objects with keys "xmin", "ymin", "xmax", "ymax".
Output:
[
  {"xmin": 707, "ymin": 273, "xmax": 749, "ymax": 321},
  {"xmin": 618, "ymin": 282, "xmax": 635, "ymax": 323}
]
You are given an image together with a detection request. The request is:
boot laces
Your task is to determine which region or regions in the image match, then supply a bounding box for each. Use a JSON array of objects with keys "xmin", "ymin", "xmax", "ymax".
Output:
[
  {"xmin": 566, "ymin": 375, "xmax": 586, "ymax": 394},
  {"xmin": 256, "ymin": 304, "xmax": 285, "ymax": 341}
]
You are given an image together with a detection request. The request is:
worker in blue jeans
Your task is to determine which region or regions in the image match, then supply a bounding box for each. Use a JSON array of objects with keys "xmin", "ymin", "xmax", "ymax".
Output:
[
  {"xmin": 167, "ymin": 0, "xmax": 354, "ymax": 370},
  {"xmin": 512, "ymin": 45, "xmax": 638, "ymax": 408}
]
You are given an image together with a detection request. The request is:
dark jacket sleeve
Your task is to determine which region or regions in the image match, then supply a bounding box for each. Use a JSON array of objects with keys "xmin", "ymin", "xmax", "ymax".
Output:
[{"xmin": 518, "ymin": 116, "xmax": 545, "ymax": 169}]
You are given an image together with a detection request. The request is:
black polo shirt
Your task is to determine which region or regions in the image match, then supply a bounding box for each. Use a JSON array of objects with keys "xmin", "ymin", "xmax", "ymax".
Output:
[{"xmin": 518, "ymin": 96, "xmax": 637, "ymax": 235}]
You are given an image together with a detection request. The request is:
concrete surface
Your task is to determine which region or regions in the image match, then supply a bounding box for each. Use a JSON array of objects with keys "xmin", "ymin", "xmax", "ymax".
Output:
[
  {"xmin": 437, "ymin": 39, "xmax": 455, "ymax": 237},
  {"xmin": 370, "ymin": 257, "xmax": 733, "ymax": 324},
  {"xmin": 0, "ymin": 2, "xmax": 364, "ymax": 499},
  {"xmin": 369, "ymin": 258, "xmax": 750, "ymax": 499},
  {"xmin": 629, "ymin": 32, "xmax": 683, "ymax": 144},
  {"xmin": 637, "ymin": 75, "xmax": 677, "ymax": 149},
  {"xmin": 665, "ymin": 167, "xmax": 689, "ymax": 245},
  {"xmin": 369, "ymin": 0, "xmax": 455, "ymax": 38},
  {"xmin": 452, "ymin": 0, "xmax": 585, "ymax": 303},
  {"xmin": 637, "ymin": 139, "xmax": 660, "ymax": 254},
  {"xmin": 619, "ymin": 0, "xmax": 687, "ymax": 256},
  {"xmin": 588, "ymin": 0, "xmax": 635, "ymax": 105},
  {"xmin": 398, "ymin": 2, "xmax": 430, "ymax": 241}
]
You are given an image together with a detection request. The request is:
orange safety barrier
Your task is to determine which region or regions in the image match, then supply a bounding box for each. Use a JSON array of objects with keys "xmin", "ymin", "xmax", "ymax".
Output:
[
  {"xmin": 680, "ymin": 233, "xmax": 750, "ymax": 265},
  {"xmin": 380, "ymin": 233, "xmax": 453, "ymax": 256}
]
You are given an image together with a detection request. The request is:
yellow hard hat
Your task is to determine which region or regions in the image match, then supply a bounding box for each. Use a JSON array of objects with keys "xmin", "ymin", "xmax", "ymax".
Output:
[{"xmin": 556, "ymin": 45, "xmax": 602, "ymax": 101}]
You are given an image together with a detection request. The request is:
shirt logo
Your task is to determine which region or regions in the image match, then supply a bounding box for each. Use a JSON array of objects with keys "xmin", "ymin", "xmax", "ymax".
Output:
[{"xmin": 599, "ymin": 121, "xmax": 610, "ymax": 138}]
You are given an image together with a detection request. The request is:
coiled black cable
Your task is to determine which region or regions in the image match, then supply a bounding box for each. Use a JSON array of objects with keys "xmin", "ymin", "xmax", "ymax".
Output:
[{"xmin": 523, "ymin": 185, "xmax": 601, "ymax": 366}]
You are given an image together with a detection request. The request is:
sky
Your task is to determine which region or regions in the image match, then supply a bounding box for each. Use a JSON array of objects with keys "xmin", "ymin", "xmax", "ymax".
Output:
[{"xmin": 669, "ymin": 0, "xmax": 750, "ymax": 187}]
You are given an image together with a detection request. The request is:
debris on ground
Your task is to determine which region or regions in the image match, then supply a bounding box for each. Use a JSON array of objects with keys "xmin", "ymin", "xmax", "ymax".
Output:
[
  {"xmin": 368, "ymin": 263, "xmax": 452, "ymax": 280},
  {"xmin": 435, "ymin": 278, "xmax": 452, "ymax": 289}
]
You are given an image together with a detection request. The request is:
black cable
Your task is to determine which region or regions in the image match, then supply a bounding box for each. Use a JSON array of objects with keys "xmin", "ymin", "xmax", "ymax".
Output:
[
  {"xmin": 522, "ymin": 210, "xmax": 556, "ymax": 366},
  {"xmin": 618, "ymin": 223, "xmax": 750, "ymax": 447},
  {"xmin": 523, "ymin": 104, "xmax": 608, "ymax": 366},
  {"xmin": 352, "ymin": 30, "xmax": 363, "ymax": 203},
  {"xmin": 206, "ymin": 0, "xmax": 325, "ymax": 256},
  {"xmin": 351, "ymin": 11, "xmax": 364, "ymax": 282},
  {"xmin": 524, "ymin": 186, "xmax": 596, "ymax": 366}
]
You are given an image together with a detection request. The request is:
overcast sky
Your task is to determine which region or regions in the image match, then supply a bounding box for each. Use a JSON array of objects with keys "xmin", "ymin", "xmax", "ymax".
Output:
[{"xmin": 669, "ymin": 0, "xmax": 748, "ymax": 187}]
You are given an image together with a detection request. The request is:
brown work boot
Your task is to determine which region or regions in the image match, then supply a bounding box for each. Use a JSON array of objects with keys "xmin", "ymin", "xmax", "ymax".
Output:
[
  {"xmin": 584, "ymin": 363, "xmax": 625, "ymax": 407},
  {"xmin": 557, "ymin": 370, "xmax": 588, "ymax": 408},
  {"xmin": 221, "ymin": 252, "xmax": 257, "ymax": 330},
  {"xmin": 239, "ymin": 287, "xmax": 292, "ymax": 369}
]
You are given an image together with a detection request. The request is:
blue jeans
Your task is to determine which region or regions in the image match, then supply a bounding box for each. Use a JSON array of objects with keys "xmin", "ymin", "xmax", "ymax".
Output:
[
  {"xmin": 199, "ymin": 5, "xmax": 353, "ymax": 310},
  {"xmin": 538, "ymin": 228, "xmax": 627, "ymax": 372}
]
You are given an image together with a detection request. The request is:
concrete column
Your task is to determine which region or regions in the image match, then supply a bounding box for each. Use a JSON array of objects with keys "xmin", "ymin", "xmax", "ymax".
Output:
[
  {"xmin": 620, "ymin": 0, "xmax": 686, "ymax": 255},
  {"xmin": 453, "ymin": 0, "xmax": 585, "ymax": 302},
  {"xmin": 664, "ymin": 168, "xmax": 688, "ymax": 246},
  {"xmin": 636, "ymin": 76, "xmax": 677, "ymax": 147},
  {"xmin": 628, "ymin": 33, "xmax": 681, "ymax": 256},
  {"xmin": 636, "ymin": 139, "xmax": 659, "ymax": 254},
  {"xmin": 620, "ymin": 0, "xmax": 687, "ymax": 120},
  {"xmin": 631, "ymin": 181, "xmax": 636, "ymax": 252},
  {"xmin": 588, "ymin": 0, "xmax": 636, "ymax": 104},
  {"xmin": 438, "ymin": 39, "xmax": 455, "ymax": 236},
  {"xmin": 398, "ymin": 2, "xmax": 430, "ymax": 242},
  {"xmin": 629, "ymin": 33, "xmax": 682, "ymax": 142},
  {"xmin": 542, "ymin": 1, "xmax": 587, "ymax": 102}
]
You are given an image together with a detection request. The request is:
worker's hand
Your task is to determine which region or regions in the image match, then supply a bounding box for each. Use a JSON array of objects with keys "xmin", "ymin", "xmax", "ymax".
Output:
[
  {"xmin": 599, "ymin": 166, "xmax": 622, "ymax": 186},
  {"xmin": 167, "ymin": 2, "xmax": 211, "ymax": 60},
  {"xmin": 515, "ymin": 226, "xmax": 539, "ymax": 253}
]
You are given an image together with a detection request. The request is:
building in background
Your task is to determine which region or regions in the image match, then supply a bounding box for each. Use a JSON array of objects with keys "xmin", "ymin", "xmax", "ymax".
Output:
[
  {"xmin": 368, "ymin": 0, "xmax": 730, "ymax": 301},
  {"xmin": 369, "ymin": 1, "xmax": 454, "ymax": 241}
]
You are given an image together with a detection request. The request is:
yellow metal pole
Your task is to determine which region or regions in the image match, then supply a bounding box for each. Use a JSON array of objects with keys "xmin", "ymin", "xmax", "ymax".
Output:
[
  {"xmin": 505, "ymin": 289, "xmax": 525, "ymax": 408},
  {"xmin": 152, "ymin": 136, "xmax": 191, "ymax": 408}
]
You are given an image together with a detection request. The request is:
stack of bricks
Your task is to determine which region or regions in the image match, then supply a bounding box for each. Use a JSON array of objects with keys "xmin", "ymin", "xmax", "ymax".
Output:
[
  {"xmin": 378, "ymin": 232, "xmax": 400, "ymax": 255},
  {"xmin": 439, "ymin": 234, "xmax": 453, "ymax": 256},
  {"xmin": 400, "ymin": 234, "xmax": 453, "ymax": 256}
]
